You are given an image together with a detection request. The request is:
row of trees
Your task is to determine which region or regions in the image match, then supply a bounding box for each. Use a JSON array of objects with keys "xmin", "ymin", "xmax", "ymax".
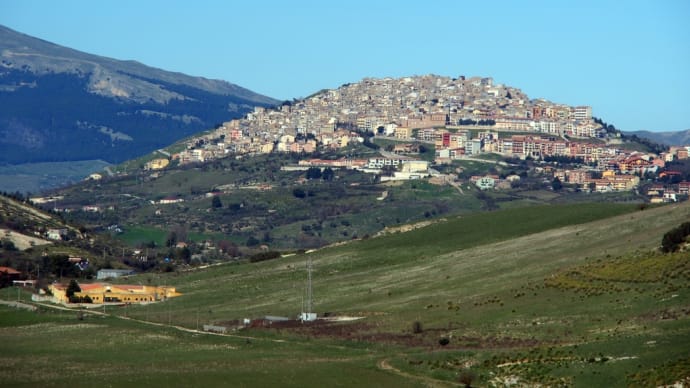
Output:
[
  {"xmin": 543, "ymin": 155, "xmax": 585, "ymax": 164},
  {"xmin": 305, "ymin": 167, "xmax": 335, "ymax": 181},
  {"xmin": 456, "ymin": 118, "xmax": 496, "ymax": 126}
]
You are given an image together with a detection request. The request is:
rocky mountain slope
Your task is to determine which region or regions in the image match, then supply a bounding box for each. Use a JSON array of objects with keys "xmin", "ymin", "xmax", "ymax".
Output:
[{"xmin": 0, "ymin": 25, "xmax": 278, "ymax": 165}]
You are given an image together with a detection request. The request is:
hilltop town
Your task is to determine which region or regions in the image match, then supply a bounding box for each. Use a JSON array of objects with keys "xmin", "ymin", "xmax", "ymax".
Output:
[{"xmin": 160, "ymin": 74, "xmax": 688, "ymax": 200}]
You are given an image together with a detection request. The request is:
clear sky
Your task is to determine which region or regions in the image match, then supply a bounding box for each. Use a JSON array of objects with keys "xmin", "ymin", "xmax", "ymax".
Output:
[{"xmin": 1, "ymin": 0, "xmax": 688, "ymax": 132}]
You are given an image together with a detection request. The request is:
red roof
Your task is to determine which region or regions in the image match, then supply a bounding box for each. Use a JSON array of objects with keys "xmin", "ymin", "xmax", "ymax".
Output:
[
  {"xmin": 65, "ymin": 283, "xmax": 147, "ymax": 292},
  {"xmin": 116, "ymin": 285, "xmax": 145, "ymax": 291},
  {"xmin": 79, "ymin": 283, "xmax": 104, "ymax": 291},
  {"xmin": 0, "ymin": 266, "xmax": 20, "ymax": 275}
]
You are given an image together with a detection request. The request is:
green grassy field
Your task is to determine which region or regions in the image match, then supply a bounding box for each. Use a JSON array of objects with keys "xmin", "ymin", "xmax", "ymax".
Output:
[
  {"xmin": 0, "ymin": 306, "xmax": 419, "ymax": 388},
  {"xmin": 2, "ymin": 201, "xmax": 689, "ymax": 386}
]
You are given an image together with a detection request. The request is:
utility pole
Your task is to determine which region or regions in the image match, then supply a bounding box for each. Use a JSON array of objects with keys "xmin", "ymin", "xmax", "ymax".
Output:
[{"xmin": 306, "ymin": 257, "xmax": 313, "ymax": 316}]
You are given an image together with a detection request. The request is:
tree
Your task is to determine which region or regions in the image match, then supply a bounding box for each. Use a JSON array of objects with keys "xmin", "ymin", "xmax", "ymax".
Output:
[
  {"xmin": 66, "ymin": 279, "xmax": 81, "ymax": 300},
  {"xmin": 551, "ymin": 177, "xmax": 563, "ymax": 191},
  {"xmin": 175, "ymin": 246, "xmax": 192, "ymax": 264},
  {"xmin": 246, "ymin": 236, "xmax": 260, "ymax": 247},
  {"xmin": 165, "ymin": 231, "xmax": 177, "ymax": 248},
  {"xmin": 173, "ymin": 224, "xmax": 188, "ymax": 244},
  {"xmin": 0, "ymin": 238, "xmax": 17, "ymax": 251},
  {"xmin": 45, "ymin": 254, "xmax": 75, "ymax": 278},
  {"xmin": 306, "ymin": 167, "xmax": 322, "ymax": 180},
  {"xmin": 217, "ymin": 240, "xmax": 239, "ymax": 257},
  {"xmin": 322, "ymin": 167, "xmax": 335, "ymax": 181},
  {"xmin": 381, "ymin": 165, "xmax": 397, "ymax": 177},
  {"xmin": 211, "ymin": 196, "xmax": 223, "ymax": 209},
  {"xmin": 293, "ymin": 188, "xmax": 306, "ymax": 198}
]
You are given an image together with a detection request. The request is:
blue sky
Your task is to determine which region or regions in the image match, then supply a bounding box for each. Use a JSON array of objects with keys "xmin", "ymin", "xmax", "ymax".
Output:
[{"xmin": 1, "ymin": 0, "xmax": 688, "ymax": 132}]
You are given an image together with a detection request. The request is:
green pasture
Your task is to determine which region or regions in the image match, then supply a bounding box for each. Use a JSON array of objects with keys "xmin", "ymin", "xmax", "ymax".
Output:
[
  {"xmin": 2, "ymin": 201, "xmax": 690, "ymax": 386},
  {"xmin": 0, "ymin": 306, "xmax": 418, "ymax": 388}
]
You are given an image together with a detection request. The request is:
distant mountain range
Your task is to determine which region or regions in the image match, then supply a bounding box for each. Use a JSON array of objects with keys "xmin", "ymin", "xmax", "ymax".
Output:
[
  {"xmin": 623, "ymin": 129, "xmax": 690, "ymax": 147},
  {"xmin": 0, "ymin": 25, "xmax": 278, "ymax": 165}
]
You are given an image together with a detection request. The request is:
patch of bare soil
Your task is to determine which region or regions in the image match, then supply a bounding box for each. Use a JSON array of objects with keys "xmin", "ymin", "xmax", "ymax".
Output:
[
  {"xmin": 0, "ymin": 228, "xmax": 52, "ymax": 250},
  {"xmin": 375, "ymin": 218, "xmax": 447, "ymax": 237},
  {"xmin": 637, "ymin": 306, "xmax": 690, "ymax": 322},
  {"xmin": 253, "ymin": 318, "xmax": 547, "ymax": 349}
]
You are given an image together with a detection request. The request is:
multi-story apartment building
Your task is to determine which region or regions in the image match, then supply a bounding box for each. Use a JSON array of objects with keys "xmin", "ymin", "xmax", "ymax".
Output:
[{"xmin": 573, "ymin": 106, "xmax": 592, "ymax": 121}]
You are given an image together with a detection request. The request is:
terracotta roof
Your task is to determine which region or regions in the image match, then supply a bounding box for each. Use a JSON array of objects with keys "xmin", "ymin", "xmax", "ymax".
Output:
[
  {"xmin": 79, "ymin": 283, "xmax": 105, "ymax": 291},
  {"xmin": 115, "ymin": 285, "xmax": 145, "ymax": 291},
  {"xmin": 75, "ymin": 283, "xmax": 146, "ymax": 292},
  {"xmin": 0, "ymin": 266, "xmax": 20, "ymax": 275}
]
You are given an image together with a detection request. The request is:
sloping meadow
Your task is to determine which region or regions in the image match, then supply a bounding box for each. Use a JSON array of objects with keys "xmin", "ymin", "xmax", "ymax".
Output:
[{"xmin": 2, "ymin": 201, "xmax": 689, "ymax": 386}]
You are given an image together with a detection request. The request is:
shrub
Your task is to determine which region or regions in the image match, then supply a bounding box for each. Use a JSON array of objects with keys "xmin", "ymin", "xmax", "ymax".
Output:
[
  {"xmin": 292, "ymin": 188, "xmax": 306, "ymax": 198},
  {"xmin": 0, "ymin": 239, "xmax": 17, "ymax": 251},
  {"xmin": 661, "ymin": 221, "xmax": 690, "ymax": 252},
  {"xmin": 248, "ymin": 251, "xmax": 281, "ymax": 263},
  {"xmin": 458, "ymin": 369, "xmax": 477, "ymax": 387},
  {"xmin": 246, "ymin": 236, "xmax": 261, "ymax": 247}
]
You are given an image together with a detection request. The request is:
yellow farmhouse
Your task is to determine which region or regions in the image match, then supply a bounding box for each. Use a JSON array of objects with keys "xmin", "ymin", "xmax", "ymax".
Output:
[{"xmin": 49, "ymin": 282, "xmax": 181, "ymax": 304}]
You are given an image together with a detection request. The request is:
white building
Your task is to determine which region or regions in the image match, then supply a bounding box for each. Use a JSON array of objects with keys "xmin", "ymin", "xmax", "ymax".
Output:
[{"xmin": 573, "ymin": 106, "xmax": 592, "ymax": 121}]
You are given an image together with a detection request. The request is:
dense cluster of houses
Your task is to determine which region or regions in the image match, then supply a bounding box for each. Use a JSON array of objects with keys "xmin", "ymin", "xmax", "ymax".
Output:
[
  {"xmin": 168, "ymin": 75, "xmax": 603, "ymax": 165},
  {"xmin": 645, "ymin": 181, "xmax": 690, "ymax": 203},
  {"xmin": 59, "ymin": 74, "xmax": 686, "ymax": 203}
]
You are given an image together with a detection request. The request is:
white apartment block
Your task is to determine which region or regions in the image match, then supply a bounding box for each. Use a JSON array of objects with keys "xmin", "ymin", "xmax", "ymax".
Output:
[{"xmin": 573, "ymin": 106, "xmax": 592, "ymax": 121}]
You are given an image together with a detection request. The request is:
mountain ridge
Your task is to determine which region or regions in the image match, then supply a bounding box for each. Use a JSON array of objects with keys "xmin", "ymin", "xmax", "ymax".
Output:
[
  {"xmin": 0, "ymin": 25, "xmax": 274, "ymax": 104},
  {"xmin": 624, "ymin": 129, "xmax": 690, "ymax": 147},
  {"xmin": 0, "ymin": 24, "xmax": 278, "ymax": 166}
]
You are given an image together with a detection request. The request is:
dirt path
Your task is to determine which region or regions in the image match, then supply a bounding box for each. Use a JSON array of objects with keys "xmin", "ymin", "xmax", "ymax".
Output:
[
  {"xmin": 17, "ymin": 300, "xmax": 454, "ymax": 384},
  {"xmin": 32, "ymin": 300, "xmax": 286, "ymax": 343},
  {"xmin": 377, "ymin": 358, "xmax": 456, "ymax": 387}
]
